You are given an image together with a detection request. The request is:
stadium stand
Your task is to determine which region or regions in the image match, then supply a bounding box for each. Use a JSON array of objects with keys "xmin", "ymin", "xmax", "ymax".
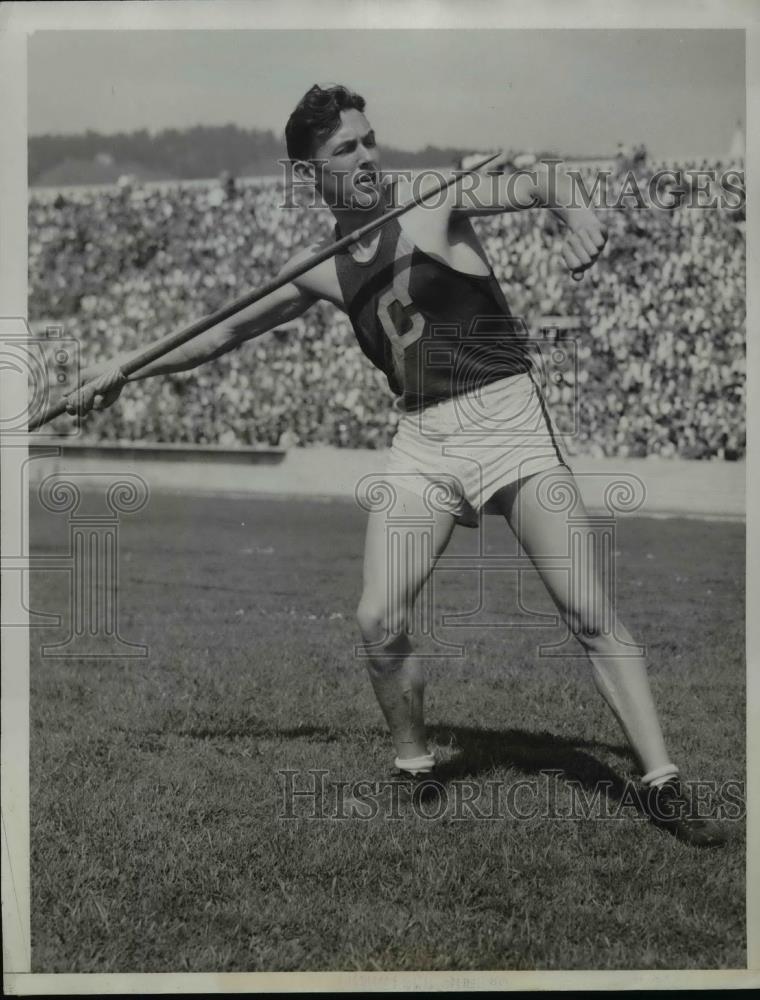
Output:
[{"xmin": 29, "ymin": 160, "xmax": 745, "ymax": 459}]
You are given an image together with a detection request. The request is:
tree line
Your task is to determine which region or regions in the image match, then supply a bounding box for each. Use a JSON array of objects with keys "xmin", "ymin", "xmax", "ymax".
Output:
[{"xmin": 29, "ymin": 124, "xmax": 468, "ymax": 185}]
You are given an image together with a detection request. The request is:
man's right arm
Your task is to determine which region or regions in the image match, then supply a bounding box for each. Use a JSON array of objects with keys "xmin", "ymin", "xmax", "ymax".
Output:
[
  {"xmin": 125, "ymin": 268, "xmax": 318, "ymax": 381},
  {"xmin": 64, "ymin": 253, "xmax": 320, "ymax": 414}
]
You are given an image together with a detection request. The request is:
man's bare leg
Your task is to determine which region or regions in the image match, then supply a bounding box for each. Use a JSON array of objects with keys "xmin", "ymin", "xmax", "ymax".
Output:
[
  {"xmin": 491, "ymin": 467, "xmax": 672, "ymax": 777},
  {"xmin": 356, "ymin": 485, "xmax": 456, "ymax": 765},
  {"xmin": 490, "ymin": 467, "xmax": 726, "ymax": 845}
]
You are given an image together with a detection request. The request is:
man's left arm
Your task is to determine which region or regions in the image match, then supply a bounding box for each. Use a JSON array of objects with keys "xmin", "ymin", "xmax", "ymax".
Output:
[{"xmin": 450, "ymin": 157, "xmax": 607, "ymax": 276}]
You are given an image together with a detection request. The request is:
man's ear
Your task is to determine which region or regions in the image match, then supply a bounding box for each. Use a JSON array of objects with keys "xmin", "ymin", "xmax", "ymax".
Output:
[
  {"xmin": 293, "ymin": 159, "xmax": 317, "ymax": 186},
  {"xmin": 282, "ymin": 158, "xmax": 320, "ymax": 209}
]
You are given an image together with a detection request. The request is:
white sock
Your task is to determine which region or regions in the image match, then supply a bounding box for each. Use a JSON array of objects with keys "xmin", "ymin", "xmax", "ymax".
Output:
[
  {"xmin": 394, "ymin": 752, "xmax": 435, "ymax": 776},
  {"xmin": 642, "ymin": 763, "xmax": 680, "ymax": 789}
]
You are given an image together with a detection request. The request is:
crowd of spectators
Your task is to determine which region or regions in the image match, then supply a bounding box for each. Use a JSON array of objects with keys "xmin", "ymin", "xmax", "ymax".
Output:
[{"xmin": 28, "ymin": 157, "xmax": 745, "ymax": 460}]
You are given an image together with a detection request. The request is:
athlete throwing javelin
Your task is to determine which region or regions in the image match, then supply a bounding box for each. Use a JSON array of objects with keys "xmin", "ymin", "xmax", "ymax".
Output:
[{"xmin": 66, "ymin": 84, "xmax": 725, "ymax": 846}]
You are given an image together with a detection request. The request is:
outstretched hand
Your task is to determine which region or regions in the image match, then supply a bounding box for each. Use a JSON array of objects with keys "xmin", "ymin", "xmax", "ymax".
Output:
[
  {"xmin": 63, "ymin": 363, "xmax": 128, "ymax": 416},
  {"xmin": 561, "ymin": 214, "xmax": 608, "ymax": 279}
]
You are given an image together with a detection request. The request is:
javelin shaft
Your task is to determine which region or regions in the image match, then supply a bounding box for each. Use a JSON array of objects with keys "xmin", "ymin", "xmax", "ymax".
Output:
[{"xmin": 29, "ymin": 153, "xmax": 499, "ymax": 431}]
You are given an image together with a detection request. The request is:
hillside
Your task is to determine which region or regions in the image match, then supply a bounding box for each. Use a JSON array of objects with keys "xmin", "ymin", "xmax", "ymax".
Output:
[{"xmin": 29, "ymin": 125, "xmax": 477, "ymax": 187}]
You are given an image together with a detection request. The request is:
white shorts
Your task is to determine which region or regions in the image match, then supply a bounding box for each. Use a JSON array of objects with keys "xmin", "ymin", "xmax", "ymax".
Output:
[{"xmin": 383, "ymin": 372, "xmax": 566, "ymax": 527}]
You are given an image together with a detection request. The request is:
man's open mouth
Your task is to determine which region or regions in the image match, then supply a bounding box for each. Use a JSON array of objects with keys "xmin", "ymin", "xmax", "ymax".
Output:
[{"xmin": 354, "ymin": 171, "xmax": 377, "ymax": 187}]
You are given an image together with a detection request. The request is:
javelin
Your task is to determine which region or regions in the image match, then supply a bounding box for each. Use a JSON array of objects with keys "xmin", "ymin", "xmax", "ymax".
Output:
[{"xmin": 29, "ymin": 152, "xmax": 500, "ymax": 431}]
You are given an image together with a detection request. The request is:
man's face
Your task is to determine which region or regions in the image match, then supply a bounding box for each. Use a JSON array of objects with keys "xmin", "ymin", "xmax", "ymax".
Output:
[{"xmin": 311, "ymin": 108, "xmax": 381, "ymax": 210}]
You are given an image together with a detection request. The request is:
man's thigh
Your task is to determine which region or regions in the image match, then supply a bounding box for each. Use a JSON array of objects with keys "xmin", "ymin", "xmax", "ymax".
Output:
[
  {"xmin": 489, "ymin": 467, "xmax": 610, "ymax": 624},
  {"xmin": 361, "ymin": 479, "xmax": 457, "ymax": 613}
]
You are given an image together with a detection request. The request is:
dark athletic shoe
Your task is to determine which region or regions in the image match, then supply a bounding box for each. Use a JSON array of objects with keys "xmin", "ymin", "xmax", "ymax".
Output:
[
  {"xmin": 340, "ymin": 766, "xmax": 443, "ymax": 819},
  {"xmin": 387, "ymin": 766, "xmax": 444, "ymax": 813},
  {"xmin": 642, "ymin": 779, "xmax": 727, "ymax": 848}
]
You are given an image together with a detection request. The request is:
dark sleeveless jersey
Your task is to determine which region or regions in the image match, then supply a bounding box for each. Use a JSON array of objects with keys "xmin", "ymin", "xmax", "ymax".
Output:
[{"xmin": 333, "ymin": 188, "xmax": 532, "ymax": 412}]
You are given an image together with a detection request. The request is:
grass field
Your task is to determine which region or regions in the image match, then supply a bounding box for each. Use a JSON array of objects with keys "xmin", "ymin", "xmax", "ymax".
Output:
[{"xmin": 29, "ymin": 491, "xmax": 746, "ymax": 972}]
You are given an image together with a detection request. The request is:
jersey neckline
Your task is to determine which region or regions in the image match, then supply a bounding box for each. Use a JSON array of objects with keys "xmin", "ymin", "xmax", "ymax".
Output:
[
  {"xmin": 335, "ymin": 177, "xmax": 395, "ymax": 268},
  {"xmin": 344, "ymin": 229, "xmax": 385, "ymax": 267}
]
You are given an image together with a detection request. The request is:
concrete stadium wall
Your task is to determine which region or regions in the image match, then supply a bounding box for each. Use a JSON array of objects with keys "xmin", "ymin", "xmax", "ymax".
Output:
[{"xmin": 25, "ymin": 440, "xmax": 745, "ymax": 520}]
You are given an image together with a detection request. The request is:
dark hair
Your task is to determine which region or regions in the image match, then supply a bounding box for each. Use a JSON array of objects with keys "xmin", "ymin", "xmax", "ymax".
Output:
[{"xmin": 285, "ymin": 84, "xmax": 366, "ymax": 161}]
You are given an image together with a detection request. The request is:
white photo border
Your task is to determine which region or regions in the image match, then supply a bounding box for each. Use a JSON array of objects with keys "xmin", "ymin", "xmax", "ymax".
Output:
[{"xmin": 1, "ymin": 0, "xmax": 757, "ymax": 993}]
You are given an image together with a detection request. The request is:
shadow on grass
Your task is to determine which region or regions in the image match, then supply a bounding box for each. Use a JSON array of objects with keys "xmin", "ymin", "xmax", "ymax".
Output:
[
  {"xmin": 151, "ymin": 717, "xmax": 639, "ymax": 811},
  {"xmin": 428, "ymin": 723, "xmax": 638, "ymax": 807}
]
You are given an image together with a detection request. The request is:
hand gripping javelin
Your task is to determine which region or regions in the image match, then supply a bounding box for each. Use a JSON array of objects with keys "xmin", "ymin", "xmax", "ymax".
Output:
[{"xmin": 29, "ymin": 153, "xmax": 500, "ymax": 431}]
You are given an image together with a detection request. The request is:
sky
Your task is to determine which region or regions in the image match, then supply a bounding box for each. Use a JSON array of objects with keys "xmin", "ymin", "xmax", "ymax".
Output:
[{"xmin": 28, "ymin": 29, "xmax": 745, "ymax": 158}]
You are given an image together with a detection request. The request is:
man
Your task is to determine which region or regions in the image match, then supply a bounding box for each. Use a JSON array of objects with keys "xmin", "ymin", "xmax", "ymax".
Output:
[{"xmin": 65, "ymin": 83, "xmax": 725, "ymax": 846}]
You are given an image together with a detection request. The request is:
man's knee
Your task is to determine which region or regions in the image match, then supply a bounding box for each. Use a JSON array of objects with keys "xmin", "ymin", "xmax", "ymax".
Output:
[
  {"xmin": 356, "ymin": 595, "xmax": 408, "ymax": 648},
  {"xmin": 570, "ymin": 609, "xmax": 633, "ymax": 655}
]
